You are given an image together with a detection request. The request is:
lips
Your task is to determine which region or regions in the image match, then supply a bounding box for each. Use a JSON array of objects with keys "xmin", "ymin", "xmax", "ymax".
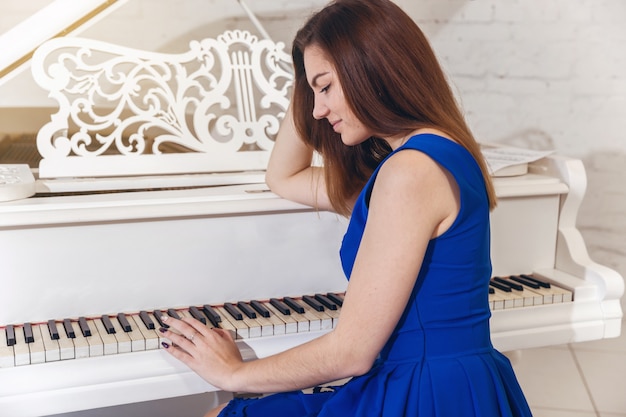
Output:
[{"xmin": 330, "ymin": 120, "xmax": 341, "ymax": 131}]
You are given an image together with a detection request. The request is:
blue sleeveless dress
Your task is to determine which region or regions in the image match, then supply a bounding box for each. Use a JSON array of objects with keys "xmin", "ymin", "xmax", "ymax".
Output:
[{"xmin": 220, "ymin": 134, "xmax": 532, "ymax": 416}]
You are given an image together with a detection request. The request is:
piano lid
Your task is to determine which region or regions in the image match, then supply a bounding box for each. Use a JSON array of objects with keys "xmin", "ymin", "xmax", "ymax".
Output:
[
  {"xmin": 1, "ymin": 0, "xmax": 294, "ymax": 194},
  {"xmin": 0, "ymin": 0, "xmax": 128, "ymax": 87}
]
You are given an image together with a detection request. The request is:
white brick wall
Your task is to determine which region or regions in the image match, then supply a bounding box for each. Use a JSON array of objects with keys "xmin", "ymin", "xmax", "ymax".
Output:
[{"xmin": 0, "ymin": 0, "xmax": 624, "ymax": 313}]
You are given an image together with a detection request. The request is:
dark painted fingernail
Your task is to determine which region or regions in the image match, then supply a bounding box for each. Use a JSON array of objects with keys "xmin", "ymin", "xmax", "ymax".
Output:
[
  {"xmin": 161, "ymin": 342, "xmax": 170, "ymax": 349},
  {"xmin": 159, "ymin": 327, "xmax": 167, "ymax": 334}
]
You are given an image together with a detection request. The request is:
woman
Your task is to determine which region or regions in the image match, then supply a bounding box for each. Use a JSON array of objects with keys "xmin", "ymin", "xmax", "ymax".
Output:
[{"xmin": 160, "ymin": 0, "xmax": 533, "ymax": 415}]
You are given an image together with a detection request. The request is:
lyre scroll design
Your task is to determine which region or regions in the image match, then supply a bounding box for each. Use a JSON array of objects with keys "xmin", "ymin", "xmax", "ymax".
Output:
[{"xmin": 31, "ymin": 30, "xmax": 293, "ymax": 178}]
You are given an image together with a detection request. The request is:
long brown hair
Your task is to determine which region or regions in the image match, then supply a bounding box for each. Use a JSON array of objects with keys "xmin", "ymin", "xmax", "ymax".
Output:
[{"xmin": 291, "ymin": 0, "xmax": 497, "ymax": 216}]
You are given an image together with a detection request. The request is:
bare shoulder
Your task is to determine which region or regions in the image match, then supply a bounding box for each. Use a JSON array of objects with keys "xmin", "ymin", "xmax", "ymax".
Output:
[{"xmin": 370, "ymin": 146, "xmax": 460, "ymax": 238}]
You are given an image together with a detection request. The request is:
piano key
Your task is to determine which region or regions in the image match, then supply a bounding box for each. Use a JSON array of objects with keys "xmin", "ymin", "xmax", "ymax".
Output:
[
  {"xmin": 303, "ymin": 295, "xmax": 325, "ymax": 312},
  {"xmin": 0, "ymin": 327, "xmax": 15, "ymax": 368},
  {"xmin": 269, "ymin": 298, "xmax": 291, "ymax": 315},
  {"xmin": 139, "ymin": 310, "xmax": 155, "ymax": 330},
  {"xmin": 250, "ymin": 300, "xmax": 271, "ymax": 318},
  {"xmin": 283, "ymin": 297, "xmax": 306, "ymax": 314},
  {"xmin": 47, "ymin": 320, "xmax": 60, "ymax": 340},
  {"xmin": 27, "ymin": 325, "xmax": 46, "ymax": 364},
  {"xmin": 120, "ymin": 318, "xmax": 145, "ymax": 353},
  {"xmin": 264, "ymin": 302, "xmax": 297, "ymax": 334},
  {"xmin": 188, "ymin": 306, "xmax": 207, "ymax": 324},
  {"xmin": 66, "ymin": 320, "xmax": 89, "ymax": 359},
  {"xmin": 5, "ymin": 325, "xmax": 16, "ymax": 346},
  {"xmin": 493, "ymin": 277, "xmax": 524, "ymax": 291},
  {"xmin": 37, "ymin": 323, "xmax": 60, "ymax": 362},
  {"xmin": 78, "ymin": 316, "xmax": 92, "ymax": 337},
  {"xmin": 519, "ymin": 274, "xmax": 551, "ymax": 288},
  {"xmin": 116, "ymin": 313, "xmax": 133, "ymax": 333},
  {"xmin": 237, "ymin": 302, "xmax": 257, "ymax": 319},
  {"xmin": 315, "ymin": 293, "xmax": 338, "ymax": 310},
  {"xmin": 255, "ymin": 303, "xmax": 287, "ymax": 335},
  {"xmin": 109, "ymin": 317, "xmax": 133, "ymax": 353},
  {"xmin": 301, "ymin": 303, "xmax": 333, "ymax": 330},
  {"xmin": 521, "ymin": 274, "xmax": 573, "ymax": 303},
  {"xmin": 130, "ymin": 314, "xmax": 160, "ymax": 350},
  {"xmin": 23, "ymin": 323, "xmax": 34, "ymax": 344},
  {"xmin": 247, "ymin": 312, "xmax": 274, "ymax": 337},
  {"xmin": 509, "ymin": 275, "xmax": 553, "ymax": 304},
  {"xmin": 167, "ymin": 309, "xmax": 181, "ymax": 320},
  {"xmin": 13, "ymin": 325, "xmax": 30, "ymax": 366},
  {"xmin": 489, "ymin": 281, "xmax": 512, "ymax": 293},
  {"xmin": 85, "ymin": 319, "xmax": 105, "ymax": 357},
  {"xmin": 223, "ymin": 303, "xmax": 243, "ymax": 321},
  {"xmin": 63, "ymin": 319, "xmax": 76, "ymax": 338},
  {"xmin": 489, "ymin": 288, "xmax": 517, "ymax": 309},
  {"xmin": 216, "ymin": 307, "xmax": 248, "ymax": 339},
  {"xmin": 93, "ymin": 319, "xmax": 118, "ymax": 355},
  {"xmin": 202, "ymin": 305, "xmax": 222, "ymax": 326},
  {"xmin": 326, "ymin": 292, "xmax": 344, "ymax": 307},
  {"xmin": 153, "ymin": 310, "xmax": 168, "ymax": 328},
  {"xmin": 56, "ymin": 323, "xmax": 76, "ymax": 360},
  {"xmin": 101, "ymin": 315, "xmax": 116, "ymax": 334}
]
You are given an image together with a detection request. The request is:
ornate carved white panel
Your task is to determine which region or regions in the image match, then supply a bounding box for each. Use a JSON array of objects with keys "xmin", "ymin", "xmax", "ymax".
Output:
[{"xmin": 31, "ymin": 30, "xmax": 293, "ymax": 179}]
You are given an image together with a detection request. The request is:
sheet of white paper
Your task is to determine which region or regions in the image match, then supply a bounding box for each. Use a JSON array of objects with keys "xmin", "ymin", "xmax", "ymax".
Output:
[{"xmin": 480, "ymin": 145, "xmax": 554, "ymax": 175}]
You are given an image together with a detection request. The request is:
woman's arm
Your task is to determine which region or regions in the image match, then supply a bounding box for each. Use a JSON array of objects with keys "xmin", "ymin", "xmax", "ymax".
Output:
[
  {"xmin": 161, "ymin": 149, "xmax": 460, "ymax": 393},
  {"xmin": 265, "ymin": 106, "xmax": 334, "ymax": 211}
]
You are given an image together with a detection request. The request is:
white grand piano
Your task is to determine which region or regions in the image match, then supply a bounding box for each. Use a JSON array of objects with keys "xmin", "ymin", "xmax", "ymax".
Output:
[{"xmin": 0, "ymin": 2, "xmax": 623, "ymax": 416}]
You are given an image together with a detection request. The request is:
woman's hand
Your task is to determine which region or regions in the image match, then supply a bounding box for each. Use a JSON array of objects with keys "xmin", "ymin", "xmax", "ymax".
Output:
[{"xmin": 159, "ymin": 315, "xmax": 243, "ymax": 391}]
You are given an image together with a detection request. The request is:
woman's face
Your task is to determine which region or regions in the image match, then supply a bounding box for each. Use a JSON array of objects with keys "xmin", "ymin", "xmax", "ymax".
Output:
[{"xmin": 303, "ymin": 45, "xmax": 372, "ymax": 146}]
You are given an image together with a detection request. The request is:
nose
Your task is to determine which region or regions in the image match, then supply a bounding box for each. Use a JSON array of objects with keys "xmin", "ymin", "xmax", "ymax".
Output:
[{"xmin": 312, "ymin": 95, "xmax": 329, "ymax": 120}]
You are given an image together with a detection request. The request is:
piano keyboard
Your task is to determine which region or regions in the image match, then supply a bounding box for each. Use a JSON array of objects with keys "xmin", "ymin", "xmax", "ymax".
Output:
[
  {"xmin": 0, "ymin": 274, "xmax": 573, "ymax": 368},
  {"xmin": 488, "ymin": 274, "xmax": 573, "ymax": 310},
  {"xmin": 0, "ymin": 293, "xmax": 344, "ymax": 368}
]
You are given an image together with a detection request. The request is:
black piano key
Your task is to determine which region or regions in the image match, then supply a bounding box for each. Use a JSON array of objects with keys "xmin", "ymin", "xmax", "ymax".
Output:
[
  {"xmin": 519, "ymin": 274, "xmax": 551, "ymax": 288},
  {"xmin": 488, "ymin": 287, "xmax": 495, "ymax": 294},
  {"xmin": 5, "ymin": 325, "xmax": 16, "ymax": 346},
  {"xmin": 167, "ymin": 309, "xmax": 181, "ymax": 320},
  {"xmin": 315, "ymin": 293, "xmax": 338, "ymax": 310},
  {"xmin": 139, "ymin": 311, "xmax": 155, "ymax": 330},
  {"xmin": 283, "ymin": 297, "xmax": 305, "ymax": 314},
  {"xmin": 101, "ymin": 315, "xmax": 116, "ymax": 334},
  {"xmin": 23, "ymin": 323, "xmax": 34, "ymax": 343},
  {"xmin": 63, "ymin": 319, "xmax": 76, "ymax": 338},
  {"xmin": 202, "ymin": 305, "xmax": 222, "ymax": 325},
  {"xmin": 116, "ymin": 313, "xmax": 132, "ymax": 332},
  {"xmin": 250, "ymin": 300, "xmax": 271, "ymax": 318},
  {"xmin": 78, "ymin": 317, "xmax": 92, "ymax": 337},
  {"xmin": 509, "ymin": 275, "xmax": 541, "ymax": 289},
  {"xmin": 303, "ymin": 295, "xmax": 325, "ymax": 311},
  {"xmin": 326, "ymin": 293, "xmax": 344, "ymax": 307},
  {"xmin": 489, "ymin": 281, "xmax": 512, "ymax": 292},
  {"xmin": 47, "ymin": 319, "xmax": 60, "ymax": 340},
  {"xmin": 153, "ymin": 310, "xmax": 168, "ymax": 328},
  {"xmin": 269, "ymin": 298, "xmax": 290, "ymax": 315},
  {"xmin": 237, "ymin": 302, "xmax": 257, "ymax": 319},
  {"xmin": 493, "ymin": 277, "xmax": 524, "ymax": 291},
  {"xmin": 224, "ymin": 303, "xmax": 243, "ymax": 320},
  {"xmin": 189, "ymin": 306, "xmax": 207, "ymax": 324}
]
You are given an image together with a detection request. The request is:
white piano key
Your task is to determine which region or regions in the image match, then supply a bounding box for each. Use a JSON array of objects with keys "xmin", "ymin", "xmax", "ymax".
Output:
[
  {"xmin": 302, "ymin": 304, "xmax": 333, "ymax": 331},
  {"xmin": 489, "ymin": 288, "xmax": 517, "ymax": 309},
  {"xmin": 130, "ymin": 314, "xmax": 160, "ymax": 351},
  {"xmin": 117, "ymin": 315, "xmax": 146, "ymax": 352},
  {"xmin": 216, "ymin": 307, "xmax": 249, "ymax": 339},
  {"xmin": 37, "ymin": 324, "xmax": 60, "ymax": 362},
  {"xmin": 93, "ymin": 319, "xmax": 118, "ymax": 355},
  {"xmin": 264, "ymin": 302, "xmax": 297, "ymax": 334},
  {"xmin": 108, "ymin": 317, "xmax": 132, "ymax": 353},
  {"xmin": 28, "ymin": 325, "xmax": 46, "ymax": 365},
  {"xmin": 56, "ymin": 322, "xmax": 77, "ymax": 360},
  {"xmin": 13, "ymin": 326, "xmax": 30, "ymax": 366},
  {"xmin": 0, "ymin": 328, "xmax": 15, "ymax": 368}
]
